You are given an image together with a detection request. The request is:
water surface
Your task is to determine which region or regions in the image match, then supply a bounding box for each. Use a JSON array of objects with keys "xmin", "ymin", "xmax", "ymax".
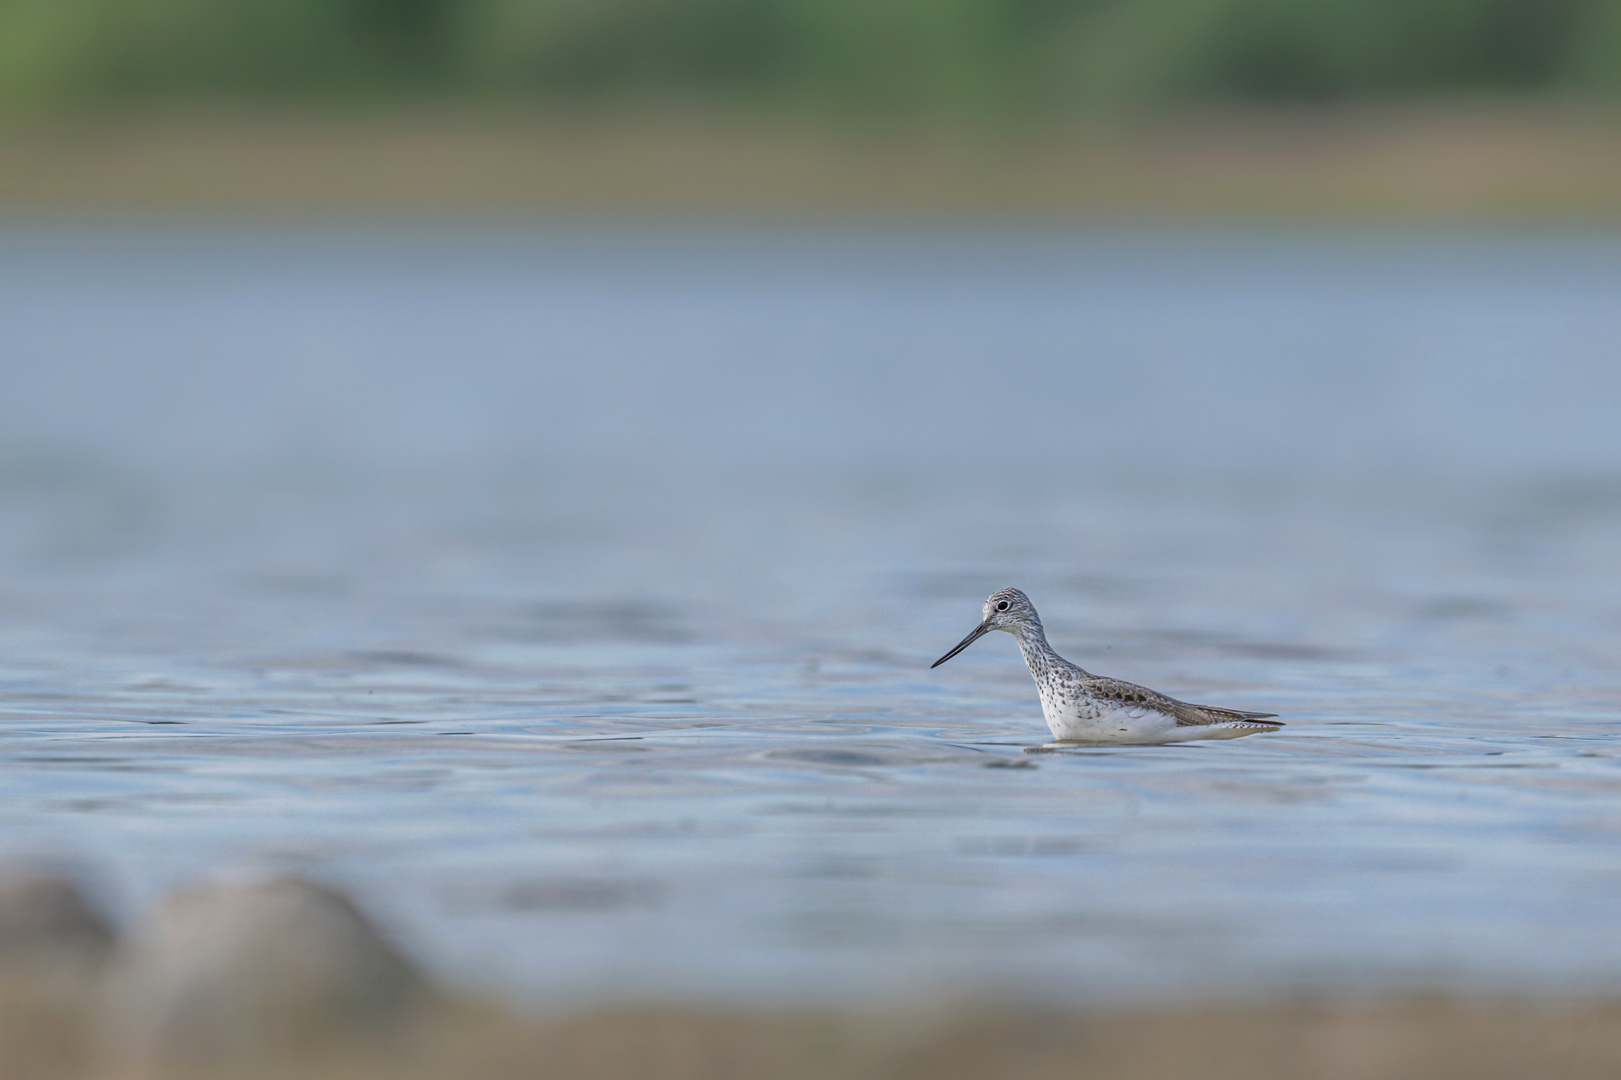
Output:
[{"xmin": 2, "ymin": 225, "xmax": 1620, "ymax": 1004}]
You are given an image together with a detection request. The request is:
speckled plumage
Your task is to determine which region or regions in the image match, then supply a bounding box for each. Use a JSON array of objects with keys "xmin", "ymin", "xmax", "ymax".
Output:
[{"xmin": 932, "ymin": 588, "xmax": 1282, "ymax": 744}]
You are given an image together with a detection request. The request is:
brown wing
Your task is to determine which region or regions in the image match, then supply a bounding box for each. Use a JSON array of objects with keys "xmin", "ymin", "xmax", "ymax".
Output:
[
  {"xmin": 1171, "ymin": 702, "xmax": 1281, "ymax": 728},
  {"xmin": 1081, "ymin": 676, "xmax": 1281, "ymax": 728}
]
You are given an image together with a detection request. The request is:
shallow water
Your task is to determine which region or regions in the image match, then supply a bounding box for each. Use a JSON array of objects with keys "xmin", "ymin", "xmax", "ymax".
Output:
[{"xmin": 2, "ymin": 225, "xmax": 1620, "ymax": 1004}]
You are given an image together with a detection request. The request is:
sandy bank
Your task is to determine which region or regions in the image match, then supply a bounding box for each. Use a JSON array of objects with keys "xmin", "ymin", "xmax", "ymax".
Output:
[
  {"xmin": 7, "ymin": 986, "xmax": 1621, "ymax": 1080},
  {"xmin": 2, "ymin": 104, "xmax": 1619, "ymax": 220}
]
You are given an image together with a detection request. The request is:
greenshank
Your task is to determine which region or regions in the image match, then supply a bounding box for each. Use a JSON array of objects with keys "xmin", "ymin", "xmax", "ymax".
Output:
[{"xmin": 932, "ymin": 588, "xmax": 1282, "ymax": 744}]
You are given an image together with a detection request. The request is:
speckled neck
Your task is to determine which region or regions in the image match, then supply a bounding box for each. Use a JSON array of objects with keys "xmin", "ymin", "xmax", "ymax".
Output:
[{"xmin": 1012, "ymin": 613, "xmax": 1066, "ymax": 680}]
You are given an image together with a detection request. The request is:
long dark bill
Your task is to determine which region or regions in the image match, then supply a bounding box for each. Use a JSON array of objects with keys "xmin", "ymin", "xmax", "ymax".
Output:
[{"xmin": 931, "ymin": 619, "xmax": 993, "ymax": 668}]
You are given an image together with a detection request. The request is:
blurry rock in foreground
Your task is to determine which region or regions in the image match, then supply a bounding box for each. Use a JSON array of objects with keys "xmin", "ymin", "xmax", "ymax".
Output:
[
  {"xmin": 0, "ymin": 872, "xmax": 115, "ymax": 1080},
  {"xmin": 100, "ymin": 876, "xmax": 425, "ymax": 1067},
  {"xmin": 0, "ymin": 872, "xmax": 115, "ymax": 980}
]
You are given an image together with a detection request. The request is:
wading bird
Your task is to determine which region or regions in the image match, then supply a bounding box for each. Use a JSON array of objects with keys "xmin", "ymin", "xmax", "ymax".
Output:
[{"xmin": 932, "ymin": 588, "xmax": 1281, "ymax": 744}]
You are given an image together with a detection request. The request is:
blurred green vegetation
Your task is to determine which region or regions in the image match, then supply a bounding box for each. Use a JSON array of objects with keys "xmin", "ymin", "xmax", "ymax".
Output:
[{"xmin": 0, "ymin": 0, "xmax": 1618, "ymax": 115}]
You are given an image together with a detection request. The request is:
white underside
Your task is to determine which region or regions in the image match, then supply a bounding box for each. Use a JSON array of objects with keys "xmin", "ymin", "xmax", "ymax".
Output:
[{"xmin": 1043, "ymin": 704, "xmax": 1272, "ymax": 744}]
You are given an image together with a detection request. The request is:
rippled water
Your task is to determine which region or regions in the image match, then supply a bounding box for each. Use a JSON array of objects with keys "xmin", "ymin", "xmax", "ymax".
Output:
[{"xmin": 2, "ymin": 225, "xmax": 1620, "ymax": 1004}]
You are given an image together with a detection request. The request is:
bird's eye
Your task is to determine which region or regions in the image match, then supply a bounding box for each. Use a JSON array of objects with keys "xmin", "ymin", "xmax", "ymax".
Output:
[{"xmin": 996, "ymin": 600, "xmax": 1010, "ymax": 611}]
